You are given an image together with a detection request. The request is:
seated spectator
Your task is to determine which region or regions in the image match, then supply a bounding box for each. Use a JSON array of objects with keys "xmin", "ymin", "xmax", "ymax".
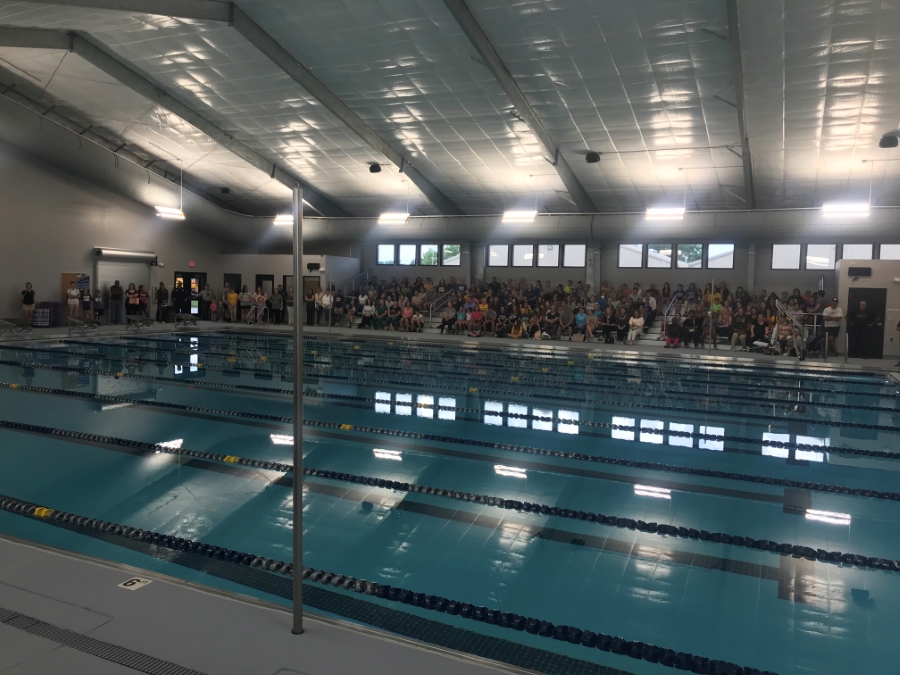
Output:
[
  {"xmin": 750, "ymin": 314, "xmax": 770, "ymax": 350},
  {"xmin": 585, "ymin": 311, "xmax": 598, "ymax": 340},
  {"xmin": 508, "ymin": 317, "xmax": 524, "ymax": 339},
  {"xmin": 374, "ymin": 299, "xmax": 388, "ymax": 330},
  {"xmin": 399, "ymin": 301, "xmax": 414, "ymax": 331},
  {"xmin": 439, "ymin": 304, "xmax": 455, "ymax": 334},
  {"xmin": 730, "ymin": 310, "xmax": 748, "ymax": 351},
  {"xmin": 682, "ymin": 310, "xmax": 702, "ymax": 348},
  {"xmin": 468, "ymin": 315, "xmax": 483, "ymax": 337},
  {"xmin": 528, "ymin": 314, "xmax": 543, "ymax": 339},
  {"xmin": 559, "ymin": 305, "xmax": 575, "ymax": 338},
  {"xmin": 664, "ymin": 314, "xmax": 682, "ymax": 348},
  {"xmin": 454, "ymin": 307, "xmax": 468, "ymax": 334},
  {"xmin": 573, "ymin": 307, "xmax": 587, "ymax": 339},
  {"xmin": 411, "ymin": 308, "xmax": 424, "ymax": 332},
  {"xmin": 469, "ymin": 305, "xmax": 484, "ymax": 331},
  {"xmin": 543, "ymin": 305, "xmax": 560, "ymax": 338},
  {"xmin": 360, "ymin": 301, "xmax": 375, "ymax": 329},
  {"xmin": 388, "ymin": 303, "xmax": 401, "ymax": 331},
  {"xmin": 627, "ymin": 308, "xmax": 644, "ymax": 345},
  {"xmin": 615, "ymin": 307, "xmax": 629, "ymax": 343}
]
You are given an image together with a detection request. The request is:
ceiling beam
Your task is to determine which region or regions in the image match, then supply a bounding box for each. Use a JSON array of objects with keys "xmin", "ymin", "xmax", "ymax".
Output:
[
  {"xmin": 440, "ymin": 0, "xmax": 597, "ymax": 213},
  {"xmin": 726, "ymin": 0, "xmax": 756, "ymax": 209},
  {"xmin": 27, "ymin": 0, "xmax": 465, "ymax": 215},
  {"xmin": 28, "ymin": 0, "xmax": 231, "ymax": 22},
  {"xmin": 229, "ymin": 7, "xmax": 464, "ymax": 215},
  {"xmin": 0, "ymin": 26, "xmax": 349, "ymax": 216}
]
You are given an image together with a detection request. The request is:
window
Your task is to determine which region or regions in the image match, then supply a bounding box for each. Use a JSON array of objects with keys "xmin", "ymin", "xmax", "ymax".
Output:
[
  {"xmin": 532, "ymin": 408, "xmax": 553, "ymax": 431},
  {"xmin": 699, "ymin": 426, "xmax": 724, "ymax": 452},
  {"xmin": 377, "ymin": 244, "xmax": 395, "ymax": 265},
  {"xmin": 484, "ymin": 401, "xmax": 504, "ymax": 426},
  {"xmin": 806, "ymin": 244, "xmax": 836, "ymax": 270},
  {"xmin": 563, "ymin": 244, "xmax": 587, "ymax": 267},
  {"xmin": 508, "ymin": 403, "xmax": 528, "ymax": 428},
  {"xmin": 558, "ymin": 410, "xmax": 579, "ymax": 435},
  {"xmin": 487, "ymin": 244, "xmax": 509, "ymax": 266},
  {"xmin": 420, "ymin": 244, "xmax": 438, "ymax": 266},
  {"xmin": 647, "ymin": 244, "xmax": 672, "ymax": 268},
  {"xmin": 397, "ymin": 245, "xmax": 416, "ymax": 266},
  {"xmin": 771, "ymin": 244, "xmax": 801, "ymax": 270},
  {"xmin": 395, "ymin": 393, "xmax": 412, "ymax": 416},
  {"xmin": 618, "ymin": 244, "xmax": 643, "ymax": 268},
  {"xmin": 669, "ymin": 422, "xmax": 694, "ymax": 448},
  {"xmin": 639, "ymin": 419, "xmax": 664, "ymax": 444},
  {"xmin": 707, "ymin": 244, "xmax": 735, "ymax": 269},
  {"xmin": 441, "ymin": 244, "xmax": 461, "ymax": 266},
  {"xmin": 537, "ymin": 244, "xmax": 559, "ymax": 267},
  {"xmin": 842, "ymin": 244, "xmax": 872, "ymax": 260},
  {"xmin": 438, "ymin": 396, "xmax": 456, "ymax": 420},
  {"xmin": 417, "ymin": 395, "xmax": 434, "ymax": 419},
  {"xmin": 676, "ymin": 244, "xmax": 703, "ymax": 269},
  {"xmin": 512, "ymin": 245, "xmax": 534, "ymax": 267},
  {"xmin": 880, "ymin": 244, "xmax": 900, "ymax": 260},
  {"xmin": 375, "ymin": 392, "xmax": 391, "ymax": 414}
]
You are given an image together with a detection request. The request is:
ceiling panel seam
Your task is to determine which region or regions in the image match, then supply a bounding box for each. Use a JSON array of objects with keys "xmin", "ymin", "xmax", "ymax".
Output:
[
  {"xmin": 439, "ymin": 0, "xmax": 598, "ymax": 213},
  {"xmin": 727, "ymin": 0, "xmax": 756, "ymax": 209},
  {"xmin": 19, "ymin": 0, "xmax": 465, "ymax": 215},
  {"xmin": 0, "ymin": 24, "xmax": 349, "ymax": 216}
]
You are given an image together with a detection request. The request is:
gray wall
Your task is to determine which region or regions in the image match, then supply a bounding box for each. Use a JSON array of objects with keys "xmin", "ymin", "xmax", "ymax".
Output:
[{"xmin": 0, "ymin": 139, "xmax": 224, "ymax": 317}]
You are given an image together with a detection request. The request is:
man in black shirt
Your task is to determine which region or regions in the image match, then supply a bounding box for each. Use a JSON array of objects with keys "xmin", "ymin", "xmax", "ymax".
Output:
[
  {"xmin": 488, "ymin": 276, "xmax": 501, "ymax": 295},
  {"xmin": 750, "ymin": 314, "xmax": 769, "ymax": 350},
  {"xmin": 681, "ymin": 310, "xmax": 702, "ymax": 348},
  {"xmin": 847, "ymin": 301, "xmax": 880, "ymax": 359},
  {"xmin": 331, "ymin": 290, "xmax": 344, "ymax": 327},
  {"xmin": 730, "ymin": 311, "xmax": 748, "ymax": 351},
  {"xmin": 543, "ymin": 307, "xmax": 559, "ymax": 337},
  {"xmin": 171, "ymin": 282, "xmax": 190, "ymax": 315}
]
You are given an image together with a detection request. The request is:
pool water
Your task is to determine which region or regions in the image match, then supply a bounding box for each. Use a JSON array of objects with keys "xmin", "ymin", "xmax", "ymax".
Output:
[{"xmin": 1, "ymin": 331, "xmax": 899, "ymax": 675}]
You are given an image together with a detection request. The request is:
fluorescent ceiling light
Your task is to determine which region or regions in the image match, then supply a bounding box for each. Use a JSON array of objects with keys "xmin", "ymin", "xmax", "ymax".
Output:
[
  {"xmin": 274, "ymin": 214, "xmax": 293, "ymax": 225},
  {"xmin": 155, "ymin": 206, "xmax": 185, "ymax": 220},
  {"xmin": 645, "ymin": 207, "xmax": 685, "ymax": 221},
  {"xmin": 502, "ymin": 210, "xmax": 537, "ymax": 223},
  {"xmin": 270, "ymin": 434, "xmax": 294, "ymax": 445},
  {"xmin": 378, "ymin": 212, "xmax": 409, "ymax": 224},
  {"xmin": 494, "ymin": 464, "xmax": 527, "ymax": 478},
  {"xmin": 822, "ymin": 202, "xmax": 869, "ymax": 217},
  {"xmin": 373, "ymin": 448, "xmax": 402, "ymax": 460},
  {"xmin": 805, "ymin": 509, "xmax": 851, "ymax": 525},
  {"xmin": 634, "ymin": 484, "xmax": 672, "ymax": 499}
]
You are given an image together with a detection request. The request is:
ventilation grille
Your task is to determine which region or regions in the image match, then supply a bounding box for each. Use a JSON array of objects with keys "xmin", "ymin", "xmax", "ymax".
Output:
[{"xmin": 0, "ymin": 607, "xmax": 208, "ymax": 675}]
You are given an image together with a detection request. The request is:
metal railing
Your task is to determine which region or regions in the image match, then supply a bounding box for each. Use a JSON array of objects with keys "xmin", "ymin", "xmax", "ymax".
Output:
[
  {"xmin": 657, "ymin": 294, "xmax": 678, "ymax": 340},
  {"xmin": 428, "ymin": 288, "xmax": 457, "ymax": 327},
  {"xmin": 341, "ymin": 268, "xmax": 374, "ymax": 297},
  {"xmin": 774, "ymin": 299, "xmax": 808, "ymax": 359}
]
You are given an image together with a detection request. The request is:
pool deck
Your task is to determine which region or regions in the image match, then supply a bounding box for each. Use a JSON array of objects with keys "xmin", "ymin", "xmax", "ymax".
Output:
[
  {"xmin": 0, "ymin": 535, "xmax": 514, "ymax": 675},
  {"xmin": 3, "ymin": 319, "xmax": 896, "ymax": 375}
]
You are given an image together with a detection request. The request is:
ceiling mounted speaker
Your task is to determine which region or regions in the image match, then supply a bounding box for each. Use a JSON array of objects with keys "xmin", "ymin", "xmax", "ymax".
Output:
[
  {"xmin": 879, "ymin": 135, "xmax": 899, "ymax": 148},
  {"xmin": 307, "ymin": 263, "xmax": 321, "ymax": 271},
  {"xmin": 369, "ymin": 163, "xmax": 382, "ymax": 173},
  {"xmin": 585, "ymin": 151, "xmax": 601, "ymax": 164}
]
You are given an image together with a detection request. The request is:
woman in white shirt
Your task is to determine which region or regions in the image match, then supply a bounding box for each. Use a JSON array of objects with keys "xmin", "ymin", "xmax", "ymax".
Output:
[
  {"xmin": 66, "ymin": 281, "xmax": 80, "ymax": 318},
  {"xmin": 627, "ymin": 308, "xmax": 644, "ymax": 345},
  {"xmin": 319, "ymin": 289, "xmax": 333, "ymax": 325}
]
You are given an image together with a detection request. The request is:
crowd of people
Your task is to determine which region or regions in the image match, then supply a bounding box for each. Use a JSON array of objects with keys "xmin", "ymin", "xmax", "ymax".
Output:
[{"xmin": 17, "ymin": 275, "xmax": 885, "ymax": 358}]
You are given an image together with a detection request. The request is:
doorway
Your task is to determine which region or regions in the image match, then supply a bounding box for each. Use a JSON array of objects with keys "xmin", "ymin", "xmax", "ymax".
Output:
[
  {"xmin": 847, "ymin": 287, "xmax": 886, "ymax": 359},
  {"xmin": 223, "ymin": 273, "xmax": 241, "ymax": 294},
  {"xmin": 303, "ymin": 275, "xmax": 321, "ymax": 297},
  {"xmin": 255, "ymin": 274, "xmax": 275, "ymax": 296},
  {"xmin": 174, "ymin": 271, "xmax": 206, "ymax": 315}
]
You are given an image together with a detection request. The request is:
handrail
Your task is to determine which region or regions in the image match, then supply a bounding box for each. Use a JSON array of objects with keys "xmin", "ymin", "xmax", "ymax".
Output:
[
  {"xmin": 429, "ymin": 288, "xmax": 457, "ymax": 326},
  {"xmin": 657, "ymin": 294, "xmax": 678, "ymax": 340},
  {"xmin": 341, "ymin": 268, "xmax": 374, "ymax": 297},
  {"xmin": 774, "ymin": 299, "xmax": 806, "ymax": 358}
]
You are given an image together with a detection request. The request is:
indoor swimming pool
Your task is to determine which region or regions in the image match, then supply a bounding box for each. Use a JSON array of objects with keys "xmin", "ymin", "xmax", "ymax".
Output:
[{"xmin": 1, "ymin": 330, "xmax": 899, "ymax": 675}]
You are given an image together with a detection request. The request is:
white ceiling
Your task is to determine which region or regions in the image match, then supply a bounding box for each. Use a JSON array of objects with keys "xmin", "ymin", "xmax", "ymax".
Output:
[{"xmin": 0, "ymin": 0, "xmax": 897, "ymax": 217}]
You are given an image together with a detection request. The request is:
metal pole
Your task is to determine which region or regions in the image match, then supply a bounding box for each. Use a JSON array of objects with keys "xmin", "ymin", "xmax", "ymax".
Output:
[{"xmin": 291, "ymin": 186, "xmax": 305, "ymax": 635}]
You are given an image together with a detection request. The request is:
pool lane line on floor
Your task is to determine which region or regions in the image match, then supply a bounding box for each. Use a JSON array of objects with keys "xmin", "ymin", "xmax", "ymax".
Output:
[
  {"xmin": 1, "ymin": 498, "xmax": 782, "ymax": 675},
  {"xmin": 65, "ymin": 335, "xmax": 893, "ymax": 396},
  {"xmin": 2, "ymin": 419, "xmax": 897, "ymax": 576},
  {"xmin": 0, "ymin": 357, "xmax": 857, "ymax": 457},
  {"xmin": 10, "ymin": 349, "xmax": 895, "ymax": 420},
  {"xmin": 212, "ymin": 329, "xmax": 892, "ymax": 383},
  {"xmin": 2, "ymin": 380, "xmax": 899, "ymax": 503},
  {"xmin": 1, "ymin": 371, "xmax": 897, "ymax": 466}
]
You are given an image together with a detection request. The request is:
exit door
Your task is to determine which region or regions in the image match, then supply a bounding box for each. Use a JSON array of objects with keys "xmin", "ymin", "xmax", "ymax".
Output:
[
  {"xmin": 847, "ymin": 287, "xmax": 886, "ymax": 359},
  {"xmin": 174, "ymin": 271, "xmax": 206, "ymax": 315},
  {"xmin": 255, "ymin": 274, "xmax": 274, "ymax": 296},
  {"xmin": 303, "ymin": 276, "xmax": 321, "ymax": 297}
]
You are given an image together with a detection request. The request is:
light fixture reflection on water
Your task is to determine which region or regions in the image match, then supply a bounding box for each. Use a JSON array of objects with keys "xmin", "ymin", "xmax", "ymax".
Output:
[
  {"xmin": 494, "ymin": 465, "xmax": 527, "ymax": 478},
  {"xmin": 270, "ymin": 434, "xmax": 293, "ymax": 445},
  {"xmin": 806, "ymin": 509, "xmax": 851, "ymax": 525},
  {"xmin": 634, "ymin": 485, "xmax": 671, "ymax": 499},
  {"xmin": 373, "ymin": 448, "xmax": 402, "ymax": 461}
]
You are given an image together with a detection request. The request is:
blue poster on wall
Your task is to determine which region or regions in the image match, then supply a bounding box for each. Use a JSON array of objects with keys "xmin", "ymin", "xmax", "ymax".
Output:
[{"xmin": 77, "ymin": 275, "xmax": 91, "ymax": 291}]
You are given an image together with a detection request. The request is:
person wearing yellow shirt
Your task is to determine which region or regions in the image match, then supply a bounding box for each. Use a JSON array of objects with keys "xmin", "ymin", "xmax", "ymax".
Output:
[{"xmin": 478, "ymin": 300, "xmax": 489, "ymax": 312}]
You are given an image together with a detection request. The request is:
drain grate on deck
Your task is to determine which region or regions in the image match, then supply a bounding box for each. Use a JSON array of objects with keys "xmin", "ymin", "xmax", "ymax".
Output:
[{"xmin": 0, "ymin": 606, "xmax": 209, "ymax": 675}]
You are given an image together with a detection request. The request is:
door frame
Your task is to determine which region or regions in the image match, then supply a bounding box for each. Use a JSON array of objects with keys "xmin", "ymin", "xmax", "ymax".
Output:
[{"xmin": 255, "ymin": 274, "xmax": 275, "ymax": 294}]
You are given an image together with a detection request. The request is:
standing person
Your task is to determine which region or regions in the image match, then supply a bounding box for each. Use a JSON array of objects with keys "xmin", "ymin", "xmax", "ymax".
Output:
[
  {"xmin": 125, "ymin": 283, "xmax": 139, "ymax": 316},
  {"xmin": 155, "ymin": 282, "xmax": 169, "ymax": 322},
  {"xmin": 286, "ymin": 287, "xmax": 295, "ymax": 326},
  {"xmin": 66, "ymin": 281, "xmax": 80, "ymax": 318},
  {"xmin": 80, "ymin": 285, "xmax": 93, "ymax": 319},
  {"xmin": 137, "ymin": 284, "xmax": 150, "ymax": 317},
  {"xmin": 319, "ymin": 287, "xmax": 333, "ymax": 326},
  {"xmin": 270, "ymin": 286, "xmax": 284, "ymax": 325},
  {"xmin": 93, "ymin": 288, "xmax": 104, "ymax": 324},
  {"xmin": 238, "ymin": 285, "xmax": 253, "ymax": 321},
  {"xmin": 200, "ymin": 284, "xmax": 215, "ymax": 321},
  {"xmin": 227, "ymin": 286, "xmax": 239, "ymax": 323},
  {"xmin": 847, "ymin": 301, "xmax": 880, "ymax": 359},
  {"xmin": 220, "ymin": 284, "xmax": 231, "ymax": 322},
  {"xmin": 21, "ymin": 282, "xmax": 36, "ymax": 324},
  {"xmin": 172, "ymin": 281, "xmax": 190, "ymax": 315},
  {"xmin": 331, "ymin": 290, "xmax": 344, "ymax": 327},
  {"xmin": 822, "ymin": 297, "xmax": 844, "ymax": 356},
  {"xmin": 109, "ymin": 281, "xmax": 124, "ymax": 325},
  {"xmin": 253, "ymin": 287, "xmax": 268, "ymax": 323},
  {"xmin": 304, "ymin": 287, "xmax": 316, "ymax": 325}
]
